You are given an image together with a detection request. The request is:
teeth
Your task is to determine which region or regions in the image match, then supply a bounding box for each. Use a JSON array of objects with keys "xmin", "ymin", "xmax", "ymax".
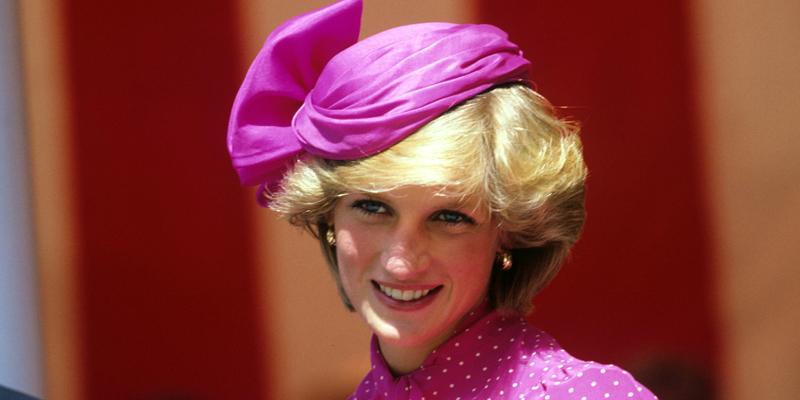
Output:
[{"xmin": 378, "ymin": 284, "xmax": 432, "ymax": 301}]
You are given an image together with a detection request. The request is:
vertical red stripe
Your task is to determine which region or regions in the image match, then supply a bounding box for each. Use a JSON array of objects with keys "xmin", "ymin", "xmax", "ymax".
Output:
[
  {"xmin": 479, "ymin": 0, "xmax": 718, "ymax": 381},
  {"xmin": 63, "ymin": 1, "xmax": 266, "ymax": 398}
]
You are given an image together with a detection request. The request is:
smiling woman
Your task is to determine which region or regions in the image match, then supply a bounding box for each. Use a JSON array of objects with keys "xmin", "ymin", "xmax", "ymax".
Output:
[
  {"xmin": 226, "ymin": 0, "xmax": 657, "ymax": 398},
  {"xmin": 332, "ymin": 188, "xmax": 499, "ymax": 375},
  {"xmin": 272, "ymin": 84, "xmax": 587, "ymax": 317}
]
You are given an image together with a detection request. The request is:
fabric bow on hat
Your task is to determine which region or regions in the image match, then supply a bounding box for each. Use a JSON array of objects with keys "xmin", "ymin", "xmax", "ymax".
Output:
[{"xmin": 227, "ymin": 0, "xmax": 531, "ymax": 205}]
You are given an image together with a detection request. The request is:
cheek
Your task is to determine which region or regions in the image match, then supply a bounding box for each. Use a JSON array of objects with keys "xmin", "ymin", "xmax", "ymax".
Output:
[
  {"xmin": 439, "ymin": 232, "xmax": 498, "ymax": 267},
  {"xmin": 450, "ymin": 251, "xmax": 494, "ymax": 288},
  {"xmin": 335, "ymin": 227, "xmax": 377, "ymax": 264},
  {"xmin": 446, "ymin": 234, "xmax": 498, "ymax": 288},
  {"xmin": 333, "ymin": 226, "xmax": 383, "ymax": 292}
]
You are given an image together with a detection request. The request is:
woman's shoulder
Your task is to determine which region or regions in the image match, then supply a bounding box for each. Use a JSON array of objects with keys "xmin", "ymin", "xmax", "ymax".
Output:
[
  {"xmin": 537, "ymin": 362, "xmax": 656, "ymax": 399},
  {"xmin": 495, "ymin": 314, "xmax": 658, "ymax": 399}
]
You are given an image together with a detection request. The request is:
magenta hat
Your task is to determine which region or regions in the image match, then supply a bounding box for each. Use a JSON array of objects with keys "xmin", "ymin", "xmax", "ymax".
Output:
[{"xmin": 227, "ymin": 0, "xmax": 531, "ymax": 205}]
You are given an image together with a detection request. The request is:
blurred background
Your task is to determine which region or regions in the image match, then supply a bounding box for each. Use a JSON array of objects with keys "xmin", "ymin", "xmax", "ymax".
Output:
[{"xmin": 1, "ymin": 0, "xmax": 798, "ymax": 399}]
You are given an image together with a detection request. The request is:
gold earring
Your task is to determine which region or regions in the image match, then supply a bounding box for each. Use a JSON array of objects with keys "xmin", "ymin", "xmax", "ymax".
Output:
[
  {"xmin": 500, "ymin": 251, "xmax": 512, "ymax": 271},
  {"xmin": 326, "ymin": 228, "xmax": 336, "ymax": 247}
]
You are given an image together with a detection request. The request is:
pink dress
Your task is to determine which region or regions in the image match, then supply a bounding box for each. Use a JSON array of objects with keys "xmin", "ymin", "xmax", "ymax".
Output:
[{"xmin": 349, "ymin": 308, "xmax": 658, "ymax": 400}]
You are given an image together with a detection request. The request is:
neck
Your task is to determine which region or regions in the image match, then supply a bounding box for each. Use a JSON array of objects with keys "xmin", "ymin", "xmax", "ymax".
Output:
[
  {"xmin": 378, "ymin": 300, "xmax": 492, "ymax": 376},
  {"xmin": 378, "ymin": 338, "xmax": 435, "ymax": 376}
]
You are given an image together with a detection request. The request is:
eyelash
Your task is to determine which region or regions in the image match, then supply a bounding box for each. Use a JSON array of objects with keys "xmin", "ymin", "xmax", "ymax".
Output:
[
  {"xmin": 434, "ymin": 211, "xmax": 476, "ymax": 225},
  {"xmin": 350, "ymin": 199, "xmax": 476, "ymax": 225},
  {"xmin": 351, "ymin": 200, "xmax": 388, "ymax": 216}
]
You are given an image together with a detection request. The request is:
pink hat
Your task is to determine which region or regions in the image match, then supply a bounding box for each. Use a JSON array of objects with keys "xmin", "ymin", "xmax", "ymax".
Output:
[{"xmin": 227, "ymin": 0, "xmax": 531, "ymax": 205}]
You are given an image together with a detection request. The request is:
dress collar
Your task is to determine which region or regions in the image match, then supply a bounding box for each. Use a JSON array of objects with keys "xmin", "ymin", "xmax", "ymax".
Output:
[{"xmin": 368, "ymin": 300, "xmax": 496, "ymax": 379}]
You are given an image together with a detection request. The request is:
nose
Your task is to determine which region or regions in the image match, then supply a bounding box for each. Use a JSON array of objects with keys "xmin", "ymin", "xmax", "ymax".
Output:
[{"xmin": 380, "ymin": 225, "xmax": 430, "ymax": 280}]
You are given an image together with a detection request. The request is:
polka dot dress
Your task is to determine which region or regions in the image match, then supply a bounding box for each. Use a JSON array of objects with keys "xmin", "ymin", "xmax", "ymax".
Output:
[{"xmin": 349, "ymin": 309, "xmax": 657, "ymax": 400}]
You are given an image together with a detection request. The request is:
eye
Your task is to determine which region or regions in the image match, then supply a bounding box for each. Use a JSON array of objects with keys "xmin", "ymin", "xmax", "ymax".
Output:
[
  {"xmin": 433, "ymin": 210, "xmax": 476, "ymax": 225},
  {"xmin": 351, "ymin": 199, "xmax": 390, "ymax": 216}
]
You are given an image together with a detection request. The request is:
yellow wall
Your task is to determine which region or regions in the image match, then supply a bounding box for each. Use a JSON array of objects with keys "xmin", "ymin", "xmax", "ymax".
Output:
[
  {"xmin": 693, "ymin": 0, "xmax": 800, "ymax": 399},
  {"xmin": 19, "ymin": 1, "xmax": 82, "ymax": 399}
]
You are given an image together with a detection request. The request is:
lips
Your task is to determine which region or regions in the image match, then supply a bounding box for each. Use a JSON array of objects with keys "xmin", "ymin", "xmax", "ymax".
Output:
[
  {"xmin": 372, "ymin": 281, "xmax": 442, "ymax": 305},
  {"xmin": 377, "ymin": 284, "xmax": 432, "ymax": 301}
]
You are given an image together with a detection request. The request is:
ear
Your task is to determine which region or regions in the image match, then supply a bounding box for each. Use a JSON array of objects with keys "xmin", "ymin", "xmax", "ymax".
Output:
[
  {"xmin": 495, "ymin": 230, "xmax": 512, "ymax": 253},
  {"xmin": 314, "ymin": 217, "xmax": 334, "ymax": 240},
  {"xmin": 319, "ymin": 208, "xmax": 336, "ymax": 225}
]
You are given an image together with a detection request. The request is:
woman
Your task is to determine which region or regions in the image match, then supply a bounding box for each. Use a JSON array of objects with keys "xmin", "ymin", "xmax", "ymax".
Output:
[{"xmin": 228, "ymin": 0, "xmax": 658, "ymax": 398}]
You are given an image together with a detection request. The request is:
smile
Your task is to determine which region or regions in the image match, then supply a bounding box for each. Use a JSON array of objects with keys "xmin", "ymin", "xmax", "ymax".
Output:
[{"xmin": 375, "ymin": 282, "xmax": 439, "ymax": 302}]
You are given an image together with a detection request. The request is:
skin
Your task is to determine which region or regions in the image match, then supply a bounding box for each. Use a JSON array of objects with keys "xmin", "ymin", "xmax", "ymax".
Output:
[{"xmin": 332, "ymin": 186, "xmax": 501, "ymax": 375}]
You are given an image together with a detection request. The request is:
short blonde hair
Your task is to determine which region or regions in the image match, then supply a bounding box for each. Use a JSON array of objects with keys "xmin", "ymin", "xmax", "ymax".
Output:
[{"xmin": 270, "ymin": 84, "xmax": 587, "ymax": 315}]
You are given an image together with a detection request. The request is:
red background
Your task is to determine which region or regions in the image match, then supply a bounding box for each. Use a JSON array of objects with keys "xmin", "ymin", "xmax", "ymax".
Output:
[
  {"xmin": 63, "ymin": 1, "xmax": 266, "ymax": 398},
  {"xmin": 61, "ymin": 0, "xmax": 717, "ymax": 397},
  {"xmin": 479, "ymin": 0, "xmax": 718, "ymax": 371}
]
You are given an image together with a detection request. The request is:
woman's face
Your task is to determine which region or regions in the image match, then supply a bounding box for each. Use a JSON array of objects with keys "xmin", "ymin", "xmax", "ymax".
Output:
[{"xmin": 332, "ymin": 186, "xmax": 499, "ymax": 354}]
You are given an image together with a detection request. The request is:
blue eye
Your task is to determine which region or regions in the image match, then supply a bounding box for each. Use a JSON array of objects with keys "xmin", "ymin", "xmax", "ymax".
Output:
[
  {"xmin": 352, "ymin": 199, "xmax": 388, "ymax": 215},
  {"xmin": 434, "ymin": 210, "xmax": 475, "ymax": 225}
]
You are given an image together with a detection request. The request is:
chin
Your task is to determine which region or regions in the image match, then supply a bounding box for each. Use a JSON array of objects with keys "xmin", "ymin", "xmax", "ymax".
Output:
[
  {"xmin": 360, "ymin": 302, "xmax": 447, "ymax": 348},
  {"xmin": 376, "ymin": 326, "xmax": 437, "ymax": 348}
]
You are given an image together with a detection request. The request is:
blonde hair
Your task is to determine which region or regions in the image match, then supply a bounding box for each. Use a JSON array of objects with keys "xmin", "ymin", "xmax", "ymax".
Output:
[{"xmin": 270, "ymin": 84, "xmax": 587, "ymax": 315}]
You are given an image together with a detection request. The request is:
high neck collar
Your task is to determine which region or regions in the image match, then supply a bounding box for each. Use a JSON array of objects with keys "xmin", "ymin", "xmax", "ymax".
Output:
[{"xmin": 369, "ymin": 301, "xmax": 498, "ymax": 379}]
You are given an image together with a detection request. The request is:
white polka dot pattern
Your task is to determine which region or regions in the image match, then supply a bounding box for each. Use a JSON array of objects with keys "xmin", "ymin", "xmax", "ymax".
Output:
[{"xmin": 348, "ymin": 309, "xmax": 657, "ymax": 400}]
